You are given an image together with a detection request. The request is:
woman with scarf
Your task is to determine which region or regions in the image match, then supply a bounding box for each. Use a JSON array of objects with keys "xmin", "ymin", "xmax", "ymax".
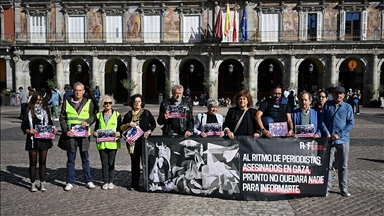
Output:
[
  {"xmin": 21, "ymin": 92, "xmax": 57, "ymax": 192},
  {"xmin": 93, "ymin": 95, "xmax": 122, "ymax": 190},
  {"xmin": 121, "ymin": 94, "xmax": 156, "ymax": 190}
]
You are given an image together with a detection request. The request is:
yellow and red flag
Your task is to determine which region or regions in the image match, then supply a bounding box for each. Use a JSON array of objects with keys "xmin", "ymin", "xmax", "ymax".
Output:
[{"xmin": 224, "ymin": 4, "xmax": 232, "ymax": 36}]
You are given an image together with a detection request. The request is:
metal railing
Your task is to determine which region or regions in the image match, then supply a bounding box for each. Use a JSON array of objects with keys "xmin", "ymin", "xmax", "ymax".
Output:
[{"xmin": 3, "ymin": 29, "xmax": 382, "ymax": 45}]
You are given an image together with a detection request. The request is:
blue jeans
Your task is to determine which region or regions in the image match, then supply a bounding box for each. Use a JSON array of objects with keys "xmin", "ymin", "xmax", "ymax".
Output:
[
  {"xmin": 327, "ymin": 142, "xmax": 350, "ymax": 193},
  {"xmin": 66, "ymin": 138, "xmax": 93, "ymax": 184}
]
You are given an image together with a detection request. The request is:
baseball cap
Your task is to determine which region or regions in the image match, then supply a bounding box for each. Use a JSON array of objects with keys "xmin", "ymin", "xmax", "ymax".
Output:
[{"xmin": 333, "ymin": 86, "xmax": 345, "ymax": 93}]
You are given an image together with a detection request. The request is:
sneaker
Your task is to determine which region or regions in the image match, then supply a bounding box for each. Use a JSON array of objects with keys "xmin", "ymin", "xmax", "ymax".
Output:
[
  {"xmin": 341, "ymin": 191, "xmax": 351, "ymax": 197},
  {"xmin": 102, "ymin": 183, "xmax": 109, "ymax": 190},
  {"xmin": 54, "ymin": 118, "xmax": 59, "ymax": 121},
  {"xmin": 64, "ymin": 183, "xmax": 73, "ymax": 191},
  {"xmin": 86, "ymin": 182, "xmax": 96, "ymax": 189},
  {"xmin": 30, "ymin": 183, "xmax": 37, "ymax": 192},
  {"xmin": 40, "ymin": 181, "xmax": 47, "ymax": 191},
  {"xmin": 108, "ymin": 183, "xmax": 115, "ymax": 190}
]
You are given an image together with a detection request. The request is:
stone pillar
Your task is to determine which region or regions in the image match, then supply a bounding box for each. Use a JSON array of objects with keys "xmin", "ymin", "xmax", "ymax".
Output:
[
  {"xmin": 330, "ymin": 55, "xmax": 337, "ymax": 86},
  {"xmin": 372, "ymin": 54, "xmax": 379, "ymax": 99},
  {"xmin": 5, "ymin": 56, "xmax": 13, "ymax": 90},
  {"xmin": 289, "ymin": 55, "xmax": 298, "ymax": 91},
  {"xmin": 13, "ymin": 55, "xmax": 24, "ymax": 89},
  {"xmin": 248, "ymin": 56, "xmax": 257, "ymax": 101},
  {"xmin": 92, "ymin": 56, "xmax": 99, "ymax": 89},
  {"xmin": 130, "ymin": 55, "xmax": 140, "ymax": 95},
  {"xmin": 54, "ymin": 55, "xmax": 65, "ymax": 94},
  {"xmin": 62, "ymin": 59, "xmax": 70, "ymax": 88},
  {"xmin": 208, "ymin": 56, "xmax": 218, "ymax": 99},
  {"xmin": 169, "ymin": 56, "xmax": 178, "ymax": 85}
]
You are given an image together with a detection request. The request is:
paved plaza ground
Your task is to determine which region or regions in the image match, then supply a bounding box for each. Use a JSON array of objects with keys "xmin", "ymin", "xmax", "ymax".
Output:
[{"xmin": 1, "ymin": 104, "xmax": 383, "ymax": 215}]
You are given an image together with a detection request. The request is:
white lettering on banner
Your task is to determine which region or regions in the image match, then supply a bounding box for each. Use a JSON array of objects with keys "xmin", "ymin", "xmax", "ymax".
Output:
[
  {"xmin": 308, "ymin": 176, "xmax": 324, "ymax": 184},
  {"xmin": 279, "ymin": 174, "xmax": 308, "ymax": 183},
  {"xmin": 243, "ymin": 154, "xmax": 251, "ymax": 161},
  {"xmin": 242, "ymin": 173, "xmax": 268, "ymax": 181},
  {"xmin": 300, "ymin": 142, "xmax": 312, "ymax": 149},
  {"xmin": 243, "ymin": 183, "xmax": 260, "ymax": 191},
  {"xmin": 283, "ymin": 165, "xmax": 311, "ymax": 174},
  {"xmin": 282, "ymin": 155, "xmax": 321, "ymax": 164},
  {"xmin": 252, "ymin": 154, "xmax": 272, "ymax": 162},
  {"xmin": 260, "ymin": 184, "xmax": 301, "ymax": 194}
]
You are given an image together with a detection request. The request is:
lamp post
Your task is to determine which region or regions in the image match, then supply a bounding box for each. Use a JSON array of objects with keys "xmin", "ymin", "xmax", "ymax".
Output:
[
  {"xmin": 309, "ymin": 63, "xmax": 314, "ymax": 73},
  {"xmin": 151, "ymin": 64, "xmax": 156, "ymax": 74},
  {"xmin": 77, "ymin": 64, "xmax": 82, "ymax": 74},
  {"xmin": 228, "ymin": 64, "xmax": 234, "ymax": 75},
  {"xmin": 190, "ymin": 64, "xmax": 194, "ymax": 74},
  {"xmin": 39, "ymin": 65, "xmax": 44, "ymax": 74},
  {"xmin": 113, "ymin": 64, "xmax": 118, "ymax": 74}
]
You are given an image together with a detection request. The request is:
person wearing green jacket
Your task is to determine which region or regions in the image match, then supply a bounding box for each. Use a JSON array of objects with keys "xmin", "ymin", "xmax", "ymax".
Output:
[{"xmin": 93, "ymin": 95, "xmax": 122, "ymax": 190}]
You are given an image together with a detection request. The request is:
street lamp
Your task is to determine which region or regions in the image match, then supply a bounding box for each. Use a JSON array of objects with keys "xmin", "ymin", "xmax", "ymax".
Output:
[
  {"xmin": 190, "ymin": 64, "xmax": 194, "ymax": 74},
  {"xmin": 77, "ymin": 64, "xmax": 82, "ymax": 74},
  {"xmin": 113, "ymin": 64, "xmax": 118, "ymax": 74},
  {"xmin": 309, "ymin": 63, "xmax": 314, "ymax": 73},
  {"xmin": 269, "ymin": 64, "xmax": 274, "ymax": 74},
  {"xmin": 228, "ymin": 64, "xmax": 234, "ymax": 75},
  {"xmin": 151, "ymin": 64, "xmax": 156, "ymax": 74},
  {"xmin": 39, "ymin": 65, "xmax": 44, "ymax": 74}
]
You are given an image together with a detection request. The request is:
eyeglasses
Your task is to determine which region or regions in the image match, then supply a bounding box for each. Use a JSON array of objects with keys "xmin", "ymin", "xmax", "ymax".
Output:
[{"xmin": 104, "ymin": 102, "xmax": 113, "ymax": 105}]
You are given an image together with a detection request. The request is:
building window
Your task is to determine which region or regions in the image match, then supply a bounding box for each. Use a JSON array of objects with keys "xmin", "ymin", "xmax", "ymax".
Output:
[
  {"xmin": 345, "ymin": 12, "xmax": 360, "ymax": 41},
  {"xmin": 68, "ymin": 16, "xmax": 85, "ymax": 43},
  {"xmin": 183, "ymin": 15, "xmax": 201, "ymax": 43},
  {"xmin": 144, "ymin": 15, "xmax": 161, "ymax": 43},
  {"xmin": 300, "ymin": 12, "xmax": 323, "ymax": 42},
  {"xmin": 308, "ymin": 14, "xmax": 317, "ymax": 41},
  {"xmin": 106, "ymin": 16, "xmax": 122, "ymax": 43},
  {"xmin": 260, "ymin": 13, "xmax": 279, "ymax": 42},
  {"xmin": 30, "ymin": 16, "xmax": 46, "ymax": 43},
  {"xmin": 221, "ymin": 9, "xmax": 239, "ymax": 43}
]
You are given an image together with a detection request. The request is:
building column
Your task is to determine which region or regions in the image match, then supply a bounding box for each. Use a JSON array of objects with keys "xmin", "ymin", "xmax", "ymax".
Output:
[
  {"xmin": 130, "ymin": 55, "xmax": 140, "ymax": 95},
  {"xmin": 92, "ymin": 56, "xmax": 100, "ymax": 89},
  {"xmin": 5, "ymin": 56, "xmax": 13, "ymax": 90},
  {"xmin": 208, "ymin": 56, "xmax": 218, "ymax": 99},
  {"xmin": 329, "ymin": 55, "xmax": 337, "ymax": 86},
  {"xmin": 248, "ymin": 56, "xmax": 257, "ymax": 101},
  {"xmin": 372, "ymin": 54, "xmax": 379, "ymax": 99},
  {"xmin": 169, "ymin": 56, "xmax": 178, "ymax": 85},
  {"xmin": 289, "ymin": 55, "xmax": 298, "ymax": 91},
  {"xmin": 62, "ymin": 59, "xmax": 70, "ymax": 88},
  {"xmin": 55, "ymin": 55, "xmax": 65, "ymax": 94},
  {"xmin": 13, "ymin": 55, "xmax": 26, "ymax": 89}
]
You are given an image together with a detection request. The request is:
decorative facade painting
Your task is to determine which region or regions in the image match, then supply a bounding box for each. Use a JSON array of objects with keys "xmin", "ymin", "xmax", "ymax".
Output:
[
  {"xmin": 367, "ymin": 2, "xmax": 381, "ymax": 40},
  {"xmin": 164, "ymin": 8, "xmax": 180, "ymax": 42},
  {"xmin": 323, "ymin": 3, "xmax": 338, "ymax": 40},
  {"xmin": 202, "ymin": 10, "xmax": 209, "ymax": 38},
  {"xmin": 283, "ymin": 4, "xmax": 298, "ymax": 40},
  {"xmin": 20, "ymin": 7, "xmax": 27, "ymax": 41},
  {"xmin": 88, "ymin": 7, "xmax": 103, "ymax": 41},
  {"xmin": 49, "ymin": 5, "xmax": 56, "ymax": 41},
  {"xmin": 125, "ymin": 6, "xmax": 141, "ymax": 42}
]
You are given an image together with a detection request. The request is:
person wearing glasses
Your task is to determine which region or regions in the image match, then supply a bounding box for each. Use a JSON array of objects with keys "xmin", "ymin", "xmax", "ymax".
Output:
[
  {"xmin": 255, "ymin": 84, "xmax": 294, "ymax": 138},
  {"xmin": 58, "ymin": 82, "xmax": 96, "ymax": 191},
  {"xmin": 121, "ymin": 94, "xmax": 156, "ymax": 190},
  {"xmin": 194, "ymin": 99, "xmax": 225, "ymax": 138},
  {"xmin": 313, "ymin": 90, "xmax": 328, "ymax": 112},
  {"xmin": 93, "ymin": 95, "xmax": 122, "ymax": 190},
  {"xmin": 21, "ymin": 92, "xmax": 58, "ymax": 192}
]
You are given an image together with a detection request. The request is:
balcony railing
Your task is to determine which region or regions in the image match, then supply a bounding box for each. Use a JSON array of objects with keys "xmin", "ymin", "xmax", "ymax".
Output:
[{"xmin": 3, "ymin": 29, "xmax": 382, "ymax": 45}]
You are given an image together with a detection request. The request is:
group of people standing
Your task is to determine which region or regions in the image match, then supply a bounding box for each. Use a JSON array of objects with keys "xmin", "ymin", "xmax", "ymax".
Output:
[{"xmin": 20, "ymin": 82, "xmax": 354, "ymax": 198}]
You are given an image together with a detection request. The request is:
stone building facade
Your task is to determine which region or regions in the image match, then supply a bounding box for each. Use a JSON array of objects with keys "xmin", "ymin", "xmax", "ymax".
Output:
[{"xmin": 1, "ymin": 0, "xmax": 383, "ymax": 105}]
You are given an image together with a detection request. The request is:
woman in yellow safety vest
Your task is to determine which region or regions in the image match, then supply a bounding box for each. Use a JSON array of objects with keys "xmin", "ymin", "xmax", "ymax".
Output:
[{"xmin": 93, "ymin": 95, "xmax": 122, "ymax": 190}]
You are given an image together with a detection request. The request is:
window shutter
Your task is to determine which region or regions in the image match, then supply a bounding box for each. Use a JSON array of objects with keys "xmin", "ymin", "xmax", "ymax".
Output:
[
  {"xmin": 261, "ymin": 14, "xmax": 278, "ymax": 42},
  {"xmin": 106, "ymin": 16, "xmax": 122, "ymax": 43},
  {"xmin": 360, "ymin": 10, "xmax": 367, "ymax": 41},
  {"xmin": 144, "ymin": 15, "xmax": 161, "ymax": 43},
  {"xmin": 339, "ymin": 10, "xmax": 346, "ymax": 41},
  {"xmin": 183, "ymin": 16, "xmax": 200, "ymax": 43},
  {"xmin": 30, "ymin": 16, "xmax": 46, "ymax": 43},
  {"xmin": 68, "ymin": 17, "xmax": 85, "ymax": 43},
  {"xmin": 316, "ymin": 12, "xmax": 323, "ymax": 41},
  {"xmin": 299, "ymin": 13, "xmax": 308, "ymax": 41}
]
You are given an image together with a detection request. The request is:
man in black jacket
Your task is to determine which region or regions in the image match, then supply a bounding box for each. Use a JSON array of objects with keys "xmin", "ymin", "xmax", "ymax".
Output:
[{"xmin": 157, "ymin": 84, "xmax": 194, "ymax": 138}]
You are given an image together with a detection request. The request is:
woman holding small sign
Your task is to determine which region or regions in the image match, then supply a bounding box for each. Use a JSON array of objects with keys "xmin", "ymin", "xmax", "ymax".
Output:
[
  {"xmin": 223, "ymin": 90, "xmax": 261, "ymax": 139},
  {"xmin": 21, "ymin": 92, "xmax": 57, "ymax": 192},
  {"xmin": 121, "ymin": 94, "xmax": 156, "ymax": 190},
  {"xmin": 93, "ymin": 95, "xmax": 122, "ymax": 190},
  {"xmin": 194, "ymin": 99, "xmax": 225, "ymax": 137}
]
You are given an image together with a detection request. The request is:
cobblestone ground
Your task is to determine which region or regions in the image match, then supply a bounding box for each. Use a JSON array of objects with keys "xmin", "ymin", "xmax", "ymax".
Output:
[{"xmin": 1, "ymin": 104, "xmax": 383, "ymax": 215}]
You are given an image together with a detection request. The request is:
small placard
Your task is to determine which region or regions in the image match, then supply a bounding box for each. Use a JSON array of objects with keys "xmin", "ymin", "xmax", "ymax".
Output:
[
  {"xmin": 123, "ymin": 126, "xmax": 144, "ymax": 144},
  {"xmin": 202, "ymin": 123, "xmax": 222, "ymax": 136},
  {"xmin": 167, "ymin": 105, "xmax": 186, "ymax": 118},
  {"xmin": 70, "ymin": 124, "xmax": 89, "ymax": 137},
  {"xmin": 269, "ymin": 122, "xmax": 288, "ymax": 137},
  {"xmin": 295, "ymin": 124, "xmax": 315, "ymax": 138},
  {"xmin": 96, "ymin": 129, "xmax": 116, "ymax": 142},
  {"xmin": 34, "ymin": 125, "xmax": 55, "ymax": 139}
]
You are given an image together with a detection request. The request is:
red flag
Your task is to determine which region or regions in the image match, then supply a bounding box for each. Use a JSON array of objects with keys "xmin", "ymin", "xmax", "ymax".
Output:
[
  {"xmin": 233, "ymin": 6, "xmax": 237, "ymax": 42},
  {"xmin": 215, "ymin": 8, "xmax": 223, "ymax": 40}
]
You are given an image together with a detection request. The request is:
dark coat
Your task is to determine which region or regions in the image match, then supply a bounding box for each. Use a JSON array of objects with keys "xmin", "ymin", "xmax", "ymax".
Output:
[{"xmin": 223, "ymin": 107, "xmax": 259, "ymax": 136}]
